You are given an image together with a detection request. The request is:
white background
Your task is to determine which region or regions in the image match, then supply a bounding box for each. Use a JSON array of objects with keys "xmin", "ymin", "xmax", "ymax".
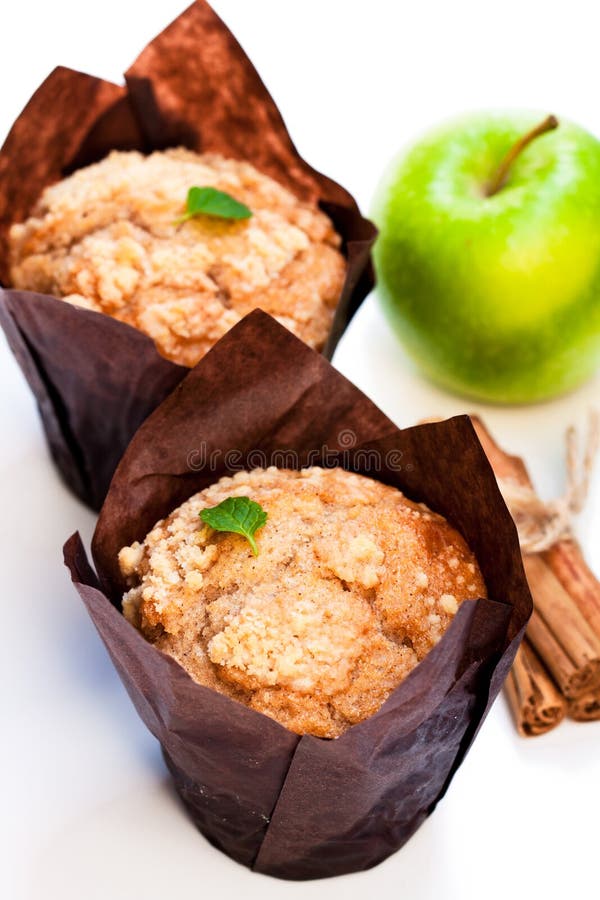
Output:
[{"xmin": 1, "ymin": 1, "xmax": 599, "ymax": 898}]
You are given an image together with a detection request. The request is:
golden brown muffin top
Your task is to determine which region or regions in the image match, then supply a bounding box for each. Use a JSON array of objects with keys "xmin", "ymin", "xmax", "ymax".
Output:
[
  {"xmin": 119, "ymin": 466, "xmax": 486, "ymax": 738},
  {"xmin": 9, "ymin": 149, "xmax": 345, "ymax": 366}
]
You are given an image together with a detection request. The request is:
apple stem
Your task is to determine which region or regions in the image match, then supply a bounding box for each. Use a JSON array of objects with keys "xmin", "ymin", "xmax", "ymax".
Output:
[{"xmin": 485, "ymin": 114, "xmax": 559, "ymax": 197}]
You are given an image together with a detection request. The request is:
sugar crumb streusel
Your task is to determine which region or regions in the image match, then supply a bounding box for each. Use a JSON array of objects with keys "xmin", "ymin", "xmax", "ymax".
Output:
[
  {"xmin": 9, "ymin": 149, "xmax": 346, "ymax": 366},
  {"xmin": 119, "ymin": 466, "xmax": 486, "ymax": 738}
]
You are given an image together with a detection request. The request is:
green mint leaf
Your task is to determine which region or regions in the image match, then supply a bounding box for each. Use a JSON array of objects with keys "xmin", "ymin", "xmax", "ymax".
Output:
[
  {"xmin": 175, "ymin": 186, "xmax": 252, "ymax": 224},
  {"xmin": 200, "ymin": 496, "xmax": 267, "ymax": 556}
]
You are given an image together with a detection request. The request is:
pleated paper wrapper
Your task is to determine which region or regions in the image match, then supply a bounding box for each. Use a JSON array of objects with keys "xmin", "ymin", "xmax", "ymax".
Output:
[{"xmin": 0, "ymin": 0, "xmax": 376, "ymax": 510}]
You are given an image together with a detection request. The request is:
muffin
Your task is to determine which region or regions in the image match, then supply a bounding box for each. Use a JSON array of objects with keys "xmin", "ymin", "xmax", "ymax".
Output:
[
  {"xmin": 118, "ymin": 465, "xmax": 486, "ymax": 738},
  {"xmin": 68, "ymin": 307, "xmax": 530, "ymax": 878},
  {"xmin": 8, "ymin": 149, "xmax": 346, "ymax": 367}
]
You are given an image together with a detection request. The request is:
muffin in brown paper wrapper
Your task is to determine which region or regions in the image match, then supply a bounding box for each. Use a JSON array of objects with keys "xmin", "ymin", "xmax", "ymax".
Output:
[
  {"xmin": 63, "ymin": 310, "xmax": 532, "ymax": 880},
  {"xmin": 0, "ymin": 0, "xmax": 376, "ymax": 511}
]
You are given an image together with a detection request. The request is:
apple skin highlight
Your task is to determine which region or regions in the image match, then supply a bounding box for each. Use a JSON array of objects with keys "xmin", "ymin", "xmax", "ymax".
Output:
[{"xmin": 372, "ymin": 112, "xmax": 600, "ymax": 404}]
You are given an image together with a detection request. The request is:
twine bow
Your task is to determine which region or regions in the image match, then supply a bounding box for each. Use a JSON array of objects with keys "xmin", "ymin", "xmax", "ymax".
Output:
[{"xmin": 498, "ymin": 410, "xmax": 600, "ymax": 554}]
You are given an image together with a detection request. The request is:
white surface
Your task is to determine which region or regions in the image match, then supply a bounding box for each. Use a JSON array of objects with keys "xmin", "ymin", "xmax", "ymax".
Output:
[{"xmin": 1, "ymin": 1, "xmax": 599, "ymax": 897}]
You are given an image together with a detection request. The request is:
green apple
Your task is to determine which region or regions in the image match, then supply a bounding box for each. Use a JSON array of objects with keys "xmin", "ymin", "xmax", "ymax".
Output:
[{"xmin": 372, "ymin": 112, "xmax": 600, "ymax": 403}]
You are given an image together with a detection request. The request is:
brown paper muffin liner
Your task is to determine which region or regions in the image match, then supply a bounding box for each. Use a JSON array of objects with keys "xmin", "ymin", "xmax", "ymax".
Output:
[
  {"xmin": 64, "ymin": 310, "xmax": 532, "ymax": 880},
  {"xmin": 0, "ymin": 0, "xmax": 376, "ymax": 510}
]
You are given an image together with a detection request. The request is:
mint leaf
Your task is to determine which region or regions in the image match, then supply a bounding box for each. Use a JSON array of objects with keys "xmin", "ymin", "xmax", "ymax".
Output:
[
  {"xmin": 200, "ymin": 496, "xmax": 267, "ymax": 556},
  {"xmin": 175, "ymin": 186, "xmax": 252, "ymax": 224}
]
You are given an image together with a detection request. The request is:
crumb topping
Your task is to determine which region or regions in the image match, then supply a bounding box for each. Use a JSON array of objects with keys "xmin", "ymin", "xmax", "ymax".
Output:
[
  {"xmin": 9, "ymin": 149, "xmax": 346, "ymax": 366},
  {"xmin": 119, "ymin": 466, "xmax": 486, "ymax": 737}
]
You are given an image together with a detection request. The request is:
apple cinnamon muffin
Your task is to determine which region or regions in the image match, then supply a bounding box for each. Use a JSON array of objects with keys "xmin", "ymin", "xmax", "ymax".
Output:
[
  {"xmin": 118, "ymin": 466, "xmax": 486, "ymax": 738},
  {"xmin": 8, "ymin": 149, "xmax": 346, "ymax": 366}
]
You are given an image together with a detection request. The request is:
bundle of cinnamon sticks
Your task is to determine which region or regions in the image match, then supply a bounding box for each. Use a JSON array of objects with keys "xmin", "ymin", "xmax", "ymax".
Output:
[{"xmin": 473, "ymin": 418, "xmax": 600, "ymax": 736}]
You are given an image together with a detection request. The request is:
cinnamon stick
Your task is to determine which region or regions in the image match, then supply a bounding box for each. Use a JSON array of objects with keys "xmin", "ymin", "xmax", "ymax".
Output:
[
  {"xmin": 568, "ymin": 689, "xmax": 600, "ymax": 722},
  {"xmin": 472, "ymin": 417, "xmax": 600, "ymax": 701},
  {"xmin": 505, "ymin": 639, "xmax": 566, "ymax": 736},
  {"xmin": 543, "ymin": 540, "xmax": 600, "ymax": 637},
  {"xmin": 523, "ymin": 556, "xmax": 600, "ymax": 698},
  {"xmin": 472, "ymin": 419, "xmax": 530, "ymax": 485}
]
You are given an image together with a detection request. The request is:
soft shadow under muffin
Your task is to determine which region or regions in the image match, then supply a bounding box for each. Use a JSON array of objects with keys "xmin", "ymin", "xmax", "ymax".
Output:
[
  {"xmin": 119, "ymin": 466, "xmax": 486, "ymax": 738},
  {"xmin": 9, "ymin": 149, "xmax": 346, "ymax": 367}
]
